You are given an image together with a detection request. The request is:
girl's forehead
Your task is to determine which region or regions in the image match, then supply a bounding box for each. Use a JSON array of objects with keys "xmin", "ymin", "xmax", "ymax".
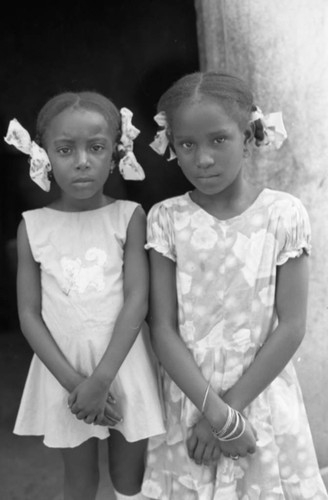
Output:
[
  {"xmin": 171, "ymin": 99, "xmax": 238, "ymax": 132},
  {"xmin": 52, "ymin": 107, "xmax": 107, "ymax": 125},
  {"xmin": 46, "ymin": 108, "xmax": 112, "ymax": 138}
]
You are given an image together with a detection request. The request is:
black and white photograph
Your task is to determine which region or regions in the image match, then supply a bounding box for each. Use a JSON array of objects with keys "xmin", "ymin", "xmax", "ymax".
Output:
[{"xmin": 1, "ymin": 1, "xmax": 327, "ymax": 499}]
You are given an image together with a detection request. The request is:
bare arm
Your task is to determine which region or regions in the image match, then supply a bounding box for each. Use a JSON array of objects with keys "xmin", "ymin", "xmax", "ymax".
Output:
[
  {"xmin": 148, "ymin": 250, "xmax": 232, "ymax": 427},
  {"xmin": 68, "ymin": 206, "xmax": 149, "ymax": 421},
  {"xmin": 93, "ymin": 206, "xmax": 149, "ymax": 381},
  {"xmin": 16, "ymin": 219, "xmax": 83, "ymax": 392},
  {"xmin": 223, "ymin": 253, "xmax": 309, "ymax": 412},
  {"xmin": 148, "ymin": 249, "xmax": 257, "ymax": 457}
]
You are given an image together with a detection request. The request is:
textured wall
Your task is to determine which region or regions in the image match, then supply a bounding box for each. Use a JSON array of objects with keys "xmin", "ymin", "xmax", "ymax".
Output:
[{"xmin": 195, "ymin": 0, "xmax": 328, "ymax": 468}]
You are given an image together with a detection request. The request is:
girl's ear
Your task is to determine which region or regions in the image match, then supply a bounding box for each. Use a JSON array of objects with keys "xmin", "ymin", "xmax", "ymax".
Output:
[
  {"xmin": 243, "ymin": 126, "xmax": 254, "ymax": 158},
  {"xmin": 244, "ymin": 125, "xmax": 254, "ymax": 146},
  {"xmin": 111, "ymin": 143, "xmax": 122, "ymax": 168}
]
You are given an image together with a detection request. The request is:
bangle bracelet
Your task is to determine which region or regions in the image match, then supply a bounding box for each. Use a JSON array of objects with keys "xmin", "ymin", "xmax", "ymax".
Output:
[
  {"xmin": 221, "ymin": 412, "xmax": 246, "ymax": 442},
  {"xmin": 220, "ymin": 411, "xmax": 240, "ymax": 440},
  {"xmin": 211, "ymin": 405, "xmax": 233, "ymax": 439},
  {"xmin": 201, "ymin": 380, "xmax": 211, "ymax": 414},
  {"xmin": 211, "ymin": 407, "xmax": 247, "ymax": 442}
]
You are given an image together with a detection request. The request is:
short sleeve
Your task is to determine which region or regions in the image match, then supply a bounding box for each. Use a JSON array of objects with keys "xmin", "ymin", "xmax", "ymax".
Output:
[
  {"xmin": 145, "ymin": 202, "xmax": 176, "ymax": 261},
  {"xmin": 276, "ymin": 197, "xmax": 311, "ymax": 266}
]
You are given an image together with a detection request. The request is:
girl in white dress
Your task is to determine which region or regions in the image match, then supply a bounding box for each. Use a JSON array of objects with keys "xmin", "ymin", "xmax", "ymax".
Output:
[
  {"xmin": 141, "ymin": 72, "xmax": 328, "ymax": 499},
  {"xmin": 4, "ymin": 91, "xmax": 165, "ymax": 500}
]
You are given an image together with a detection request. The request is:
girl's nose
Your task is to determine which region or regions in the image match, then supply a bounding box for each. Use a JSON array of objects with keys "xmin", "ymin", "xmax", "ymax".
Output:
[
  {"xmin": 196, "ymin": 148, "xmax": 215, "ymax": 169},
  {"xmin": 76, "ymin": 150, "xmax": 90, "ymax": 170}
]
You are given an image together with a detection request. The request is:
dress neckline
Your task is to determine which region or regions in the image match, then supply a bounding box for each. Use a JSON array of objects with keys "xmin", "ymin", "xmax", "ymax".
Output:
[
  {"xmin": 43, "ymin": 199, "xmax": 119, "ymax": 215},
  {"xmin": 186, "ymin": 188, "xmax": 269, "ymax": 223}
]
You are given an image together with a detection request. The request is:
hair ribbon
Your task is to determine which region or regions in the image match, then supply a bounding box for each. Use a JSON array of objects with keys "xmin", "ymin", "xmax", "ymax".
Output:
[
  {"xmin": 149, "ymin": 111, "xmax": 176, "ymax": 160},
  {"xmin": 4, "ymin": 118, "xmax": 51, "ymax": 191},
  {"xmin": 250, "ymin": 106, "xmax": 287, "ymax": 149},
  {"xmin": 118, "ymin": 108, "xmax": 145, "ymax": 180}
]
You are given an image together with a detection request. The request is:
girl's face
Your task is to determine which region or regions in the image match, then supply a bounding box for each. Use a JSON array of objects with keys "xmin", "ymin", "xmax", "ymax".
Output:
[
  {"xmin": 171, "ymin": 99, "xmax": 250, "ymax": 198},
  {"xmin": 44, "ymin": 107, "xmax": 114, "ymax": 210}
]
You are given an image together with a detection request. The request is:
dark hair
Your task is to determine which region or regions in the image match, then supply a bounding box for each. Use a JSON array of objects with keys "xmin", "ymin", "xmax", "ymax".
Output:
[
  {"xmin": 157, "ymin": 71, "xmax": 264, "ymax": 142},
  {"xmin": 36, "ymin": 91, "xmax": 121, "ymax": 148}
]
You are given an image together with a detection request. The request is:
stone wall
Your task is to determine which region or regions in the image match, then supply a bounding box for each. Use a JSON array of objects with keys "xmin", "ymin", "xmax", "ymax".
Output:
[{"xmin": 194, "ymin": 0, "xmax": 328, "ymax": 468}]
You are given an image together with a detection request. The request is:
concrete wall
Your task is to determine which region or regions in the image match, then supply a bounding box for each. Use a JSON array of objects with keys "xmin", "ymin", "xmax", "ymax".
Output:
[{"xmin": 194, "ymin": 0, "xmax": 328, "ymax": 468}]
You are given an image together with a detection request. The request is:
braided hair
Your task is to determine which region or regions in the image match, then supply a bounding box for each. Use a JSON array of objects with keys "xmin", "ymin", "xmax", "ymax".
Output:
[
  {"xmin": 157, "ymin": 71, "xmax": 264, "ymax": 144},
  {"xmin": 35, "ymin": 91, "xmax": 121, "ymax": 150}
]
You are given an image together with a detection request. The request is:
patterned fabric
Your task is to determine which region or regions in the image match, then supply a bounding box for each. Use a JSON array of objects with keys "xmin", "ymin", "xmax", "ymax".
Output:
[
  {"xmin": 14, "ymin": 201, "xmax": 165, "ymax": 448},
  {"xmin": 142, "ymin": 189, "xmax": 327, "ymax": 499}
]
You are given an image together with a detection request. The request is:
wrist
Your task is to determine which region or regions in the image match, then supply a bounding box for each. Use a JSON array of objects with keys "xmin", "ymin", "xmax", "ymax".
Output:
[
  {"xmin": 203, "ymin": 391, "xmax": 229, "ymax": 429},
  {"xmin": 62, "ymin": 370, "xmax": 84, "ymax": 392},
  {"xmin": 91, "ymin": 368, "xmax": 113, "ymax": 389},
  {"xmin": 222, "ymin": 392, "xmax": 244, "ymax": 413}
]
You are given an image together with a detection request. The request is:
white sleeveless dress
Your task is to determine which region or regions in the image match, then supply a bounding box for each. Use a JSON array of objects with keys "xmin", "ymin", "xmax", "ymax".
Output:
[{"xmin": 14, "ymin": 201, "xmax": 165, "ymax": 448}]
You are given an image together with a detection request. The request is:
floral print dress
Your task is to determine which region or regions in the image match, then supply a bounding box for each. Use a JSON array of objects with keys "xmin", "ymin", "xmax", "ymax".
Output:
[{"xmin": 142, "ymin": 189, "xmax": 327, "ymax": 499}]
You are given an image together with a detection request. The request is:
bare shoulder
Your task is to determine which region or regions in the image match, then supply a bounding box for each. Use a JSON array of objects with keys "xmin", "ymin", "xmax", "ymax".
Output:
[
  {"xmin": 16, "ymin": 218, "xmax": 28, "ymax": 247},
  {"xmin": 128, "ymin": 204, "xmax": 147, "ymax": 229},
  {"xmin": 126, "ymin": 205, "xmax": 147, "ymax": 249}
]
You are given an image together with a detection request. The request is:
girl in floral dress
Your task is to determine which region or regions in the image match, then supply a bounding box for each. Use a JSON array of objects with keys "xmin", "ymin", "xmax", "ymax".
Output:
[{"xmin": 141, "ymin": 72, "xmax": 327, "ymax": 499}]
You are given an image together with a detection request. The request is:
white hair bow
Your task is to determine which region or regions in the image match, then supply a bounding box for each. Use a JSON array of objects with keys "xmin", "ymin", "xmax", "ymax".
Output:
[
  {"xmin": 118, "ymin": 108, "xmax": 145, "ymax": 180},
  {"xmin": 4, "ymin": 118, "xmax": 51, "ymax": 191},
  {"xmin": 149, "ymin": 111, "xmax": 177, "ymax": 161},
  {"xmin": 250, "ymin": 107, "xmax": 287, "ymax": 149}
]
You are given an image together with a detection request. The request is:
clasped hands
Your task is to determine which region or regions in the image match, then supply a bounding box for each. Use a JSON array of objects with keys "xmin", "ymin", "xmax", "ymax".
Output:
[
  {"xmin": 67, "ymin": 376, "xmax": 122, "ymax": 427},
  {"xmin": 187, "ymin": 415, "xmax": 257, "ymax": 466}
]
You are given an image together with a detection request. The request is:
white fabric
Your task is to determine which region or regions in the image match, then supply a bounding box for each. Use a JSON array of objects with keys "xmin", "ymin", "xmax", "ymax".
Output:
[
  {"xmin": 250, "ymin": 107, "xmax": 288, "ymax": 148},
  {"xmin": 14, "ymin": 201, "xmax": 165, "ymax": 448},
  {"xmin": 4, "ymin": 118, "xmax": 51, "ymax": 191},
  {"xmin": 114, "ymin": 490, "xmax": 148, "ymax": 499},
  {"xmin": 149, "ymin": 111, "xmax": 176, "ymax": 161},
  {"xmin": 118, "ymin": 107, "xmax": 145, "ymax": 180}
]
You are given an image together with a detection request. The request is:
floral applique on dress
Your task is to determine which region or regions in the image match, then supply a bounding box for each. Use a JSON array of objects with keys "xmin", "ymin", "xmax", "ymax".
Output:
[{"xmin": 61, "ymin": 247, "xmax": 107, "ymax": 294}]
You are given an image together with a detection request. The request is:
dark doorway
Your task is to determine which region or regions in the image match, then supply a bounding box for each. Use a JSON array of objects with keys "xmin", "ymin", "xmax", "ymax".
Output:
[{"xmin": 0, "ymin": 0, "xmax": 199, "ymax": 331}]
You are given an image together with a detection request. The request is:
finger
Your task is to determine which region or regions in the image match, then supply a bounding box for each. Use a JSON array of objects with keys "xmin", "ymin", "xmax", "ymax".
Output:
[
  {"xmin": 186, "ymin": 433, "xmax": 197, "ymax": 459},
  {"xmin": 69, "ymin": 404, "xmax": 80, "ymax": 415},
  {"xmin": 83, "ymin": 414, "xmax": 97, "ymax": 425},
  {"xmin": 249, "ymin": 423, "xmax": 258, "ymax": 440},
  {"xmin": 67, "ymin": 395, "xmax": 73, "ymax": 407},
  {"xmin": 67, "ymin": 392, "xmax": 76, "ymax": 408},
  {"xmin": 75, "ymin": 411, "xmax": 88, "ymax": 420},
  {"xmin": 104, "ymin": 412, "xmax": 122, "ymax": 424},
  {"xmin": 101, "ymin": 416, "xmax": 119, "ymax": 427},
  {"xmin": 193, "ymin": 441, "xmax": 206, "ymax": 465},
  {"xmin": 107, "ymin": 392, "xmax": 116, "ymax": 404},
  {"xmin": 95, "ymin": 419, "xmax": 111, "ymax": 426},
  {"xmin": 104, "ymin": 403, "xmax": 122, "ymax": 423},
  {"xmin": 202, "ymin": 444, "xmax": 214, "ymax": 466},
  {"xmin": 95, "ymin": 412, "xmax": 122, "ymax": 427},
  {"xmin": 211, "ymin": 445, "xmax": 221, "ymax": 463}
]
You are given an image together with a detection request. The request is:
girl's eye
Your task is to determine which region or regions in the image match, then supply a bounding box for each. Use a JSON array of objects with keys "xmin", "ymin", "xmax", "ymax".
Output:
[
  {"xmin": 91, "ymin": 144, "xmax": 105, "ymax": 153},
  {"xmin": 214, "ymin": 137, "xmax": 226, "ymax": 144},
  {"xmin": 57, "ymin": 147, "xmax": 71, "ymax": 155},
  {"xmin": 181, "ymin": 142, "xmax": 194, "ymax": 150}
]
